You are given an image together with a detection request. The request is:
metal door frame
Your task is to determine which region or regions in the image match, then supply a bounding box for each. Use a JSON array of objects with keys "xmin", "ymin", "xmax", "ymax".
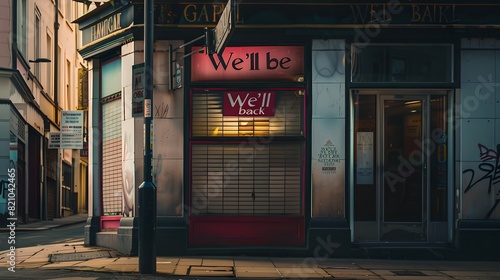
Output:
[{"xmin": 351, "ymin": 89, "xmax": 453, "ymax": 244}]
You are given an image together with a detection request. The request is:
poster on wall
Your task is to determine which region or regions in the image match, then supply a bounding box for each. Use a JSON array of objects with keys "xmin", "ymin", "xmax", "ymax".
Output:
[
  {"xmin": 60, "ymin": 110, "xmax": 83, "ymax": 149},
  {"xmin": 132, "ymin": 63, "xmax": 145, "ymax": 118},
  {"xmin": 356, "ymin": 132, "xmax": 374, "ymax": 185},
  {"xmin": 317, "ymin": 139, "xmax": 340, "ymax": 174}
]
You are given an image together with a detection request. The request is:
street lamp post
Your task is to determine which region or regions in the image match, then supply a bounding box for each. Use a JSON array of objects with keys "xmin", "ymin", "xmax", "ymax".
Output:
[{"xmin": 138, "ymin": 0, "xmax": 156, "ymax": 274}]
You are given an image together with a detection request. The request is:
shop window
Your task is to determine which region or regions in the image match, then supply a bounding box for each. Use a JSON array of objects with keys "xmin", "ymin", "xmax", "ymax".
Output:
[
  {"xmin": 101, "ymin": 58, "xmax": 122, "ymax": 217},
  {"xmin": 190, "ymin": 89, "xmax": 305, "ymax": 217},
  {"xmin": 101, "ymin": 100, "xmax": 122, "ymax": 215},
  {"xmin": 351, "ymin": 44, "xmax": 453, "ymax": 83}
]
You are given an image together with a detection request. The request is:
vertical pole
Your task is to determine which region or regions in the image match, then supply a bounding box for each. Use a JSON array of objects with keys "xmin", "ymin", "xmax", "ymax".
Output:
[
  {"xmin": 54, "ymin": 0, "xmax": 60, "ymax": 219},
  {"xmin": 139, "ymin": 0, "xmax": 156, "ymax": 274}
]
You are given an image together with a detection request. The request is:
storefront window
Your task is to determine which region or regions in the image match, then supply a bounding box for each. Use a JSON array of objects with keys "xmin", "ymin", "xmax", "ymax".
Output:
[
  {"xmin": 190, "ymin": 89, "xmax": 305, "ymax": 217},
  {"xmin": 101, "ymin": 58, "xmax": 122, "ymax": 217}
]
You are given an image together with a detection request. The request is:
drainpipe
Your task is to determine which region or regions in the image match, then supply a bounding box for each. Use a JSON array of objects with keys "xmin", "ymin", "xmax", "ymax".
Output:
[
  {"xmin": 54, "ymin": 0, "xmax": 60, "ymax": 218},
  {"xmin": 11, "ymin": 0, "xmax": 17, "ymax": 69}
]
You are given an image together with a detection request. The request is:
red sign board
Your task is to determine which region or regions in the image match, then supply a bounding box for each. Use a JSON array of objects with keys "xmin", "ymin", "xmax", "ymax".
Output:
[
  {"xmin": 191, "ymin": 46, "xmax": 304, "ymax": 82},
  {"xmin": 223, "ymin": 91, "xmax": 275, "ymax": 116}
]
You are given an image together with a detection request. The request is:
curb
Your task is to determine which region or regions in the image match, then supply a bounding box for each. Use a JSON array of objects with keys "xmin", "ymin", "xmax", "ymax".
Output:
[{"xmin": 0, "ymin": 220, "xmax": 86, "ymax": 232}]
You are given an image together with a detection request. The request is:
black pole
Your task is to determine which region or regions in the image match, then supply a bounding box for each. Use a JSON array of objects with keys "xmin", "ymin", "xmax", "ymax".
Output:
[
  {"xmin": 139, "ymin": 0, "xmax": 156, "ymax": 274},
  {"xmin": 54, "ymin": 0, "xmax": 61, "ymax": 220}
]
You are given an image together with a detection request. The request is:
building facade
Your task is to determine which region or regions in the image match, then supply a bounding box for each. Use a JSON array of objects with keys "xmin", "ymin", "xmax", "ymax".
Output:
[
  {"xmin": 78, "ymin": 1, "xmax": 500, "ymax": 259},
  {"xmin": 0, "ymin": 0, "xmax": 87, "ymax": 226}
]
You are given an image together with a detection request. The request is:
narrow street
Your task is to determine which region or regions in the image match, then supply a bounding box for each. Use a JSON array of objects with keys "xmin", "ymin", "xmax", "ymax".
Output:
[{"xmin": 0, "ymin": 222, "xmax": 85, "ymax": 252}]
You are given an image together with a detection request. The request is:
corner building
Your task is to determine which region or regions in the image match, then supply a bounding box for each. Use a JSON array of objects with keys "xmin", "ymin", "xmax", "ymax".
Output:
[{"xmin": 77, "ymin": 1, "xmax": 500, "ymax": 258}]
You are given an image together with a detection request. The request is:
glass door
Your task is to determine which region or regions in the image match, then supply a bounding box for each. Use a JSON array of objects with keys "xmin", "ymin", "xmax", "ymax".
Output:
[
  {"xmin": 380, "ymin": 96, "xmax": 427, "ymax": 241},
  {"xmin": 353, "ymin": 91, "xmax": 450, "ymax": 244}
]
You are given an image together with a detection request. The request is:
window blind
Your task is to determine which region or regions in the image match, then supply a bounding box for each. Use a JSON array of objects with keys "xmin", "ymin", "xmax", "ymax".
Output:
[
  {"xmin": 102, "ymin": 99, "xmax": 122, "ymax": 215},
  {"xmin": 191, "ymin": 143, "xmax": 302, "ymax": 216}
]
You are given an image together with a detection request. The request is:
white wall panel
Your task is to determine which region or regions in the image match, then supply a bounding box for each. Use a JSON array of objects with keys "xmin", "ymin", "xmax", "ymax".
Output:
[
  {"xmin": 461, "ymin": 50, "xmax": 495, "ymax": 83},
  {"xmin": 312, "ymin": 83, "xmax": 345, "ymax": 119},
  {"xmin": 460, "ymin": 82, "xmax": 496, "ymax": 119},
  {"xmin": 460, "ymin": 119, "xmax": 495, "ymax": 161}
]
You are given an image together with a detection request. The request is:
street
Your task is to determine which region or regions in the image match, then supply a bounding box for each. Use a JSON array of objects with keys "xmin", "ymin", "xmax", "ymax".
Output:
[{"xmin": 0, "ymin": 222, "xmax": 85, "ymax": 252}]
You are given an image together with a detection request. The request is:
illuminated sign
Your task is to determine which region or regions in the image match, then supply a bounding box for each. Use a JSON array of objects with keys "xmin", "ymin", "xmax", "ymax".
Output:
[{"xmin": 191, "ymin": 46, "xmax": 304, "ymax": 82}]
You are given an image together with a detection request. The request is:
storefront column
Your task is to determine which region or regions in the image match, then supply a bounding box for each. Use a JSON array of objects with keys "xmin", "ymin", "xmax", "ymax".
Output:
[{"xmin": 85, "ymin": 60, "xmax": 101, "ymax": 246}]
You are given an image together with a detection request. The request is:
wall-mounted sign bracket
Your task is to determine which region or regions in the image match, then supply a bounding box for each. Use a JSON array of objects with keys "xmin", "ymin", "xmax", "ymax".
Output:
[
  {"xmin": 169, "ymin": 0, "xmax": 234, "ymax": 90},
  {"xmin": 169, "ymin": 28, "xmax": 214, "ymax": 91}
]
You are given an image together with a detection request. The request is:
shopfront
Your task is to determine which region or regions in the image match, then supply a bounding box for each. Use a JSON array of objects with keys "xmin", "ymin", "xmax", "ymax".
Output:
[
  {"xmin": 349, "ymin": 44, "xmax": 455, "ymax": 244},
  {"xmin": 188, "ymin": 46, "xmax": 306, "ymax": 247}
]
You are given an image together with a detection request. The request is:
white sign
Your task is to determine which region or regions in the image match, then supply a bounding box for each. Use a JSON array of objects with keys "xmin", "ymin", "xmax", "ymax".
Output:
[
  {"xmin": 61, "ymin": 110, "xmax": 84, "ymax": 149},
  {"xmin": 356, "ymin": 132, "xmax": 374, "ymax": 185},
  {"xmin": 48, "ymin": 132, "xmax": 60, "ymax": 149},
  {"xmin": 144, "ymin": 99, "xmax": 151, "ymax": 118},
  {"xmin": 132, "ymin": 63, "xmax": 145, "ymax": 117}
]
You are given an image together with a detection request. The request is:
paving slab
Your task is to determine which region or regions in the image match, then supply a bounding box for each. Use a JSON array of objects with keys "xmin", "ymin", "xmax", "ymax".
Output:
[
  {"xmin": 173, "ymin": 265, "xmax": 190, "ymax": 275},
  {"xmin": 157, "ymin": 264, "xmax": 176, "ymax": 274},
  {"xmin": 41, "ymin": 261, "xmax": 85, "ymax": 268},
  {"xmin": 111, "ymin": 257, "xmax": 138, "ymax": 265},
  {"xmin": 202, "ymin": 258, "xmax": 234, "ymax": 266},
  {"xmin": 177, "ymin": 257, "xmax": 203, "ymax": 265},
  {"xmin": 278, "ymin": 267, "xmax": 325, "ymax": 278},
  {"xmin": 103, "ymin": 263, "xmax": 138, "ymax": 273},
  {"xmin": 75, "ymin": 257, "xmax": 117, "ymax": 267},
  {"xmin": 235, "ymin": 269, "xmax": 282, "ymax": 278},
  {"xmin": 235, "ymin": 259, "xmax": 276, "ymax": 267}
]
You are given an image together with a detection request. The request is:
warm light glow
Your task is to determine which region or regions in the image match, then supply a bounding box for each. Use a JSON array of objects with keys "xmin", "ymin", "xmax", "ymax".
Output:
[{"xmin": 405, "ymin": 100, "xmax": 421, "ymax": 105}]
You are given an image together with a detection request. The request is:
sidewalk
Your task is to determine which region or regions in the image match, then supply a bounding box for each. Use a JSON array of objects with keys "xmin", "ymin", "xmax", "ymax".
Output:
[
  {"xmin": 1, "ymin": 242, "xmax": 500, "ymax": 279},
  {"xmin": 1, "ymin": 215, "xmax": 500, "ymax": 279}
]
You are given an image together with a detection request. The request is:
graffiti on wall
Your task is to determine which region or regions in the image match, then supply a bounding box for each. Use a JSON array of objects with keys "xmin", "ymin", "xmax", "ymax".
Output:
[{"xmin": 463, "ymin": 143, "xmax": 500, "ymax": 218}]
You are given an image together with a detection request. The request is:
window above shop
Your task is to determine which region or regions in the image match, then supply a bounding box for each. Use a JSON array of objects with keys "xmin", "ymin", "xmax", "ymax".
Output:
[{"xmin": 351, "ymin": 44, "xmax": 453, "ymax": 84}]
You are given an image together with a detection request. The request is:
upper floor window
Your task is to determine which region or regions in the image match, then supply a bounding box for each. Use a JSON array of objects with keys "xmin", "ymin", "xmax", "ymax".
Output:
[
  {"xmin": 34, "ymin": 7, "xmax": 41, "ymax": 78},
  {"xmin": 17, "ymin": 0, "xmax": 27, "ymax": 57}
]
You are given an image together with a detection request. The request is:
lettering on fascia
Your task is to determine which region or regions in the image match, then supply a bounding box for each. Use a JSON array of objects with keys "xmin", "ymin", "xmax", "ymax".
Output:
[
  {"xmin": 90, "ymin": 12, "xmax": 122, "ymax": 42},
  {"xmin": 350, "ymin": 4, "xmax": 459, "ymax": 24}
]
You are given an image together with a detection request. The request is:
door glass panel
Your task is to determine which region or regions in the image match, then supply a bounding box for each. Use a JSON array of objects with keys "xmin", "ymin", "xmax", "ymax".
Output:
[
  {"xmin": 430, "ymin": 95, "xmax": 448, "ymax": 221},
  {"xmin": 354, "ymin": 95, "xmax": 377, "ymax": 221},
  {"xmin": 383, "ymin": 99, "xmax": 423, "ymax": 223}
]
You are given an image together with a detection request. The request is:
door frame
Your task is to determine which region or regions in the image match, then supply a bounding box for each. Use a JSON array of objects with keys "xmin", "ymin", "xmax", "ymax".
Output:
[{"xmin": 350, "ymin": 89, "xmax": 454, "ymax": 244}]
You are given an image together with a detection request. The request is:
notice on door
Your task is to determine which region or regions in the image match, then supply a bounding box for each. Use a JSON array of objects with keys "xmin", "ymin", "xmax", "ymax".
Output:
[{"xmin": 356, "ymin": 132, "xmax": 373, "ymax": 185}]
